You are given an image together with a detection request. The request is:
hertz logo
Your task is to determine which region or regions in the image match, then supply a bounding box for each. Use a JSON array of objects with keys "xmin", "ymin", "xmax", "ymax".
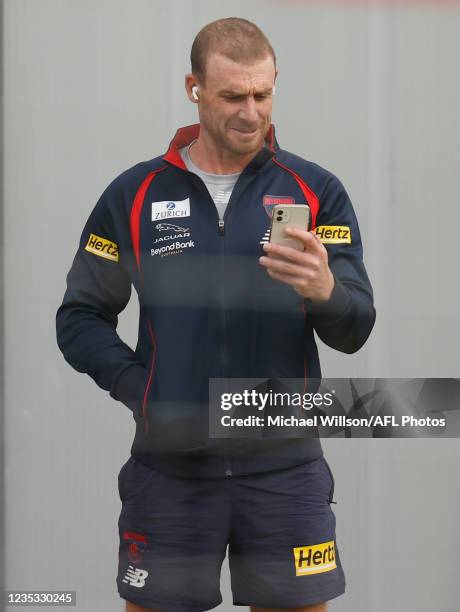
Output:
[
  {"xmin": 293, "ymin": 540, "xmax": 337, "ymax": 576},
  {"xmin": 314, "ymin": 226, "xmax": 351, "ymax": 244},
  {"xmin": 85, "ymin": 233, "xmax": 119, "ymax": 262}
]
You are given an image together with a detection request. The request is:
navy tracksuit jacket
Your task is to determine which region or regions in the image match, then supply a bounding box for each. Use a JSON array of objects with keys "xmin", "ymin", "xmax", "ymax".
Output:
[{"xmin": 56, "ymin": 123, "xmax": 376, "ymax": 478}]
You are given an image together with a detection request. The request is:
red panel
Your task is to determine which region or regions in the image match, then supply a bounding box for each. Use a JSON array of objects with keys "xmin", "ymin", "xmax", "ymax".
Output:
[
  {"xmin": 163, "ymin": 124, "xmax": 201, "ymax": 169},
  {"xmin": 163, "ymin": 123, "xmax": 277, "ymax": 168},
  {"xmin": 141, "ymin": 319, "xmax": 157, "ymax": 434},
  {"xmin": 129, "ymin": 167, "xmax": 167, "ymax": 277}
]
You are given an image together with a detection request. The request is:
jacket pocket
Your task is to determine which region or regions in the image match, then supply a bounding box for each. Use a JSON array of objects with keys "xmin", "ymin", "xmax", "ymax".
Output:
[
  {"xmin": 117, "ymin": 456, "xmax": 133, "ymax": 502},
  {"xmin": 134, "ymin": 365, "xmax": 152, "ymax": 424},
  {"xmin": 112, "ymin": 364, "xmax": 148, "ymax": 419},
  {"xmin": 118, "ymin": 456, "xmax": 158, "ymax": 504},
  {"xmin": 322, "ymin": 457, "xmax": 337, "ymax": 504}
]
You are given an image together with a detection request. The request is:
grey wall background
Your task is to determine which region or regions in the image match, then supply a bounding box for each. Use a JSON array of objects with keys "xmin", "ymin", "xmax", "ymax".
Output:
[{"xmin": 2, "ymin": 0, "xmax": 460, "ymax": 611}]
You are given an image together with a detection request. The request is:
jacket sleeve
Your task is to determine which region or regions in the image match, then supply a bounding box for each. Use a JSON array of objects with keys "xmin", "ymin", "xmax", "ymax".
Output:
[
  {"xmin": 305, "ymin": 174, "xmax": 376, "ymax": 354},
  {"xmin": 55, "ymin": 184, "xmax": 146, "ymax": 412}
]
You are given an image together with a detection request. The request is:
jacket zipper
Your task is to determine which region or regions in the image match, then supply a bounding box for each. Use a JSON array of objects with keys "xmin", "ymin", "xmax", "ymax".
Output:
[
  {"xmin": 177, "ymin": 168, "xmax": 257, "ymax": 477},
  {"xmin": 209, "ymin": 177, "xmax": 259, "ymax": 477},
  {"xmin": 177, "ymin": 173, "xmax": 233, "ymax": 475},
  {"xmin": 217, "ymin": 212, "xmax": 232, "ymax": 476}
]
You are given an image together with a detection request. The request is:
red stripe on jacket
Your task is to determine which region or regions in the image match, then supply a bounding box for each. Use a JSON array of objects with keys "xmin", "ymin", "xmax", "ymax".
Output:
[{"xmin": 130, "ymin": 167, "xmax": 167, "ymax": 277}]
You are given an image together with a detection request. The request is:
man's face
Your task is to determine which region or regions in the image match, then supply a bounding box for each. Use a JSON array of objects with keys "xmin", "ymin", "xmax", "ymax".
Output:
[{"xmin": 195, "ymin": 53, "xmax": 277, "ymax": 158}]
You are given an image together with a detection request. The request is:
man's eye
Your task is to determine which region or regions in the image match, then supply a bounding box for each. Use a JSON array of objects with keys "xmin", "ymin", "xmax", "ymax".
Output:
[{"xmin": 225, "ymin": 95, "xmax": 268, "ymax": 102}]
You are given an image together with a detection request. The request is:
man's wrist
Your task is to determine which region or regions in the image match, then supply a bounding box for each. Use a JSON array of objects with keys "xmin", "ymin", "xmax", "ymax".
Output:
[
  {"xmin": 310, "ymin": 269, "xmax": 335, "ymax": 303},
  {"xmin": 307, "ymin": 275, "xmax": 352, "ymax": 318}
]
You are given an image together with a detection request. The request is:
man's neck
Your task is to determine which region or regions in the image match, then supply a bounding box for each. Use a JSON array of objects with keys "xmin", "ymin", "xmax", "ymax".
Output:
[{"xmin": 188, "ymin": 130, "xmax": 263, "ymax": 174}]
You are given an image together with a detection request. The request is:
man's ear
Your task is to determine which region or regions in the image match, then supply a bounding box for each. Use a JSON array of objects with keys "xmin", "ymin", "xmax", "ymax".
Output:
[{"xmin": 185, "ymin": 73, "xmax": 199, "ymax": 103}]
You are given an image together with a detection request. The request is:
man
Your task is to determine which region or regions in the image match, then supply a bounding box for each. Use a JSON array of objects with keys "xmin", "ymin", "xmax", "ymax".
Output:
[{"xmin": 56, "ymin": 17, "xmax": 375, "ymax": 612}]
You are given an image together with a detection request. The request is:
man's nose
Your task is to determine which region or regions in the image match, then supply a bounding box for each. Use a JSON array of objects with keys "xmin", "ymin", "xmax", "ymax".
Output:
[{"xmin": 238, "ymin": 97, "xmax": 259, "ymax": 122}]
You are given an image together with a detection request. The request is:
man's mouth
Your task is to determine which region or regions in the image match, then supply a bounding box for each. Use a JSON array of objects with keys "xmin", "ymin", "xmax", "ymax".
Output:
[{"xmin": 231, "ymin": 127, "xmax": 259, "ymax": 135}]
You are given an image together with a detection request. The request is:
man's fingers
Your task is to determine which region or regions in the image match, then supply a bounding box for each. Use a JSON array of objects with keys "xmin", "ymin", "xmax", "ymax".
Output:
[
  {"xmin": 265, "ymin": 268, "xmax": 305, "ymax": 289},
  {"xmin": 259, "ymin": 255, "xmax": 317, "ymax": 278},
  {"xmin": 262, "ymin": 241, "xmax": 320, "ymax": 266},
  {"xmin": 285, "ymin": 227, "xmax": 325, "ymax": 253}
]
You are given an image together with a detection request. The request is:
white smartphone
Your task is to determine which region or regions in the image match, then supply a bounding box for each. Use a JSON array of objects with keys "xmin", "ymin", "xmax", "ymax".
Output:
[{"xmin": 269, "ymin": 204, "xmax": 311, "ymax": 251}]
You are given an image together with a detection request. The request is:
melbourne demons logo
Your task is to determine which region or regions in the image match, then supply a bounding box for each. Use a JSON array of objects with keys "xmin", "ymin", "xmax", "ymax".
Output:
[
  {"xmin": 263, "ymin": 195, "xmax": 295, "ymax": 218},
  {"xmin": 123, "ymin": 531, "xmax": 148, "ymax": 563}
]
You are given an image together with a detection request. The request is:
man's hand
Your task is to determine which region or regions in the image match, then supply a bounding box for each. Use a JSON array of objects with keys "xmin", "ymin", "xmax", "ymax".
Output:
[{"xmin": 258, "ymin": 227, "xmax": 335, "ymax": 302}]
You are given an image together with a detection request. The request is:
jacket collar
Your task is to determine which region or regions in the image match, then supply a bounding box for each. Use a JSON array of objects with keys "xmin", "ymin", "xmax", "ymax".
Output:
[{"xmin": 162, "ymin": 123, "xmax": 278, "ymax": 171}]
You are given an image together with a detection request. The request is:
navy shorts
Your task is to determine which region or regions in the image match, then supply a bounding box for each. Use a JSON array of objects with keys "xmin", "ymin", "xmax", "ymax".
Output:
[{"xmin": 116, "ymin": 456, "xmax": 345, "ymax": 612}]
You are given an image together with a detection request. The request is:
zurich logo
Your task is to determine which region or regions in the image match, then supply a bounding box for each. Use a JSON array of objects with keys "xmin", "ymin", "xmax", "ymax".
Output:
[{"xmin": 166, "ymin": 202, "xmax": 176, "ymax": 210}]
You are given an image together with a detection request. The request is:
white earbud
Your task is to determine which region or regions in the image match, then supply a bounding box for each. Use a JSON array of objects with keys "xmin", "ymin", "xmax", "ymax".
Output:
[
  {"xmin": 192, "ymin": 86, "xmax": 199, "ymax": 101},
  {"xmin": 272, "ymin": 85, "xmax": 276, "ymax": 96}
]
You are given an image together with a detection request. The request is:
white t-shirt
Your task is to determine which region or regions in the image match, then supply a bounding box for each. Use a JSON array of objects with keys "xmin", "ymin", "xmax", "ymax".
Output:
[{"xmin": 179, "ymin": 139, "xmax": 241, "ymax": 222}]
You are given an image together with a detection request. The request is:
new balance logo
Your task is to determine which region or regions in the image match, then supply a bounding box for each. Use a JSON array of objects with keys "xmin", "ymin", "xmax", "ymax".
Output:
[
  {"xmin": 122, "ymin": 565, "xmax": 149, "ymax": 587},
  {"xmin": 260, "ymin": 229, "xmax": 271, "ymax": 245},
  {"xmin": 213, "ymin": 190, "xmax": 232, "ymax": 205}
]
